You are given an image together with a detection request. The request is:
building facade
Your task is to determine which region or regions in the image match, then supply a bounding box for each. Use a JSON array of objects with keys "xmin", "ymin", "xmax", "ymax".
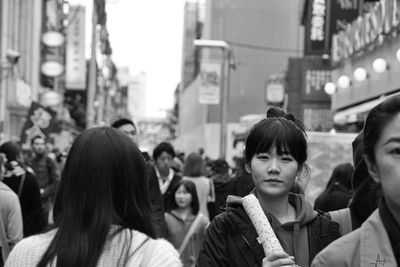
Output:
[
  {"xmin": 328, "ymin": 0, "xmax": 400, "ymax": 131},
  {"xmin": 0, "ymin": 0, "xmax": 44, "ymax": 142},
  {"xmin": 176, "ymin": 0, "xmax": 305, "ymax": 161}
]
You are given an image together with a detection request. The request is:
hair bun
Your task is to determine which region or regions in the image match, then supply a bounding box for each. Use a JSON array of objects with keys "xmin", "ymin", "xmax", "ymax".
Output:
[{"xmin": 266, "ymin": 107, "xmax": 286, "ymax": 118}]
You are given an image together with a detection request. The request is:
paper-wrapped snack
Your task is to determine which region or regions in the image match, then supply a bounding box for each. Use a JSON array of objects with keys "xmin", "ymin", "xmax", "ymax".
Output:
[{"xmin": 242, "ymin": 194, "xmax": 284, "ymax": 256}]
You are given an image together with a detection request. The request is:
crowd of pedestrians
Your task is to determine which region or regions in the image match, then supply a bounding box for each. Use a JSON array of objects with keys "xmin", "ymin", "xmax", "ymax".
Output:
[{"xmin": 0, "ymin": 95, "xmax": 399, "ymax": 266}]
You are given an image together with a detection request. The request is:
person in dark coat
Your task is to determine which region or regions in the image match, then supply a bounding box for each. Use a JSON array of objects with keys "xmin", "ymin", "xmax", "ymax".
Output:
[
  {"xmin": 197, "ymin": 108, "xmax": 340, "ymax": 267},
  {"xmin": 111, "ymin": 118, "xmax": 166, "ymax": 237},
  {"xmin": 0, "ymin": 142, "xmax": 47, "ymax": 237},
  {"xmin": 209, "ymin": 159, "xmax": 232, "ymax": 219},
  {"xmin": 314, "ymin": 163, "xmax": 354, "ymax": 212},
  {"xmin": 148, "ymin": 142, "xmax": 182, "ymax": 212}
]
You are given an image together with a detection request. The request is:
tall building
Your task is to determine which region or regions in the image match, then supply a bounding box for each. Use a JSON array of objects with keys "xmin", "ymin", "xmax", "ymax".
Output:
[
  {"xmin": 117, "ymin": 68, "xmax": 147, "ymax": 121},
  {"xmin": 176, "ymin": 0, "xmax": 304, "ymax": 161},
  {"xmin": 0, "ymin": 0, "xmax": 44, "ymax": 142}
]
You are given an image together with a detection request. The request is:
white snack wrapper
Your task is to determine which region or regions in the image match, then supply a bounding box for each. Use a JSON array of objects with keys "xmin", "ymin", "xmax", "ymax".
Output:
[{"xmin": 242, "ymin": 194, "xmax": 284, "ymax": 256}]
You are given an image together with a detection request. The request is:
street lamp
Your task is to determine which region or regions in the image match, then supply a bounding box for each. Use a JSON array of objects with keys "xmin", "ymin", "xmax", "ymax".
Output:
[{"xmin": 193, "ymin": 39, "xmax": 235, "ymax": 159}]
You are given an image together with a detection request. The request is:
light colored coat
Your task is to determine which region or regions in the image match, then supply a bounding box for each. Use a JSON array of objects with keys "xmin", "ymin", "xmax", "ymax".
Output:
[
  {"xmin": 311, "ymin": 209, "xmax": 397, "ymax": 267},
  {"xmin": 0, "ymin": 182, "xmax": 23, "ymax": 263}
]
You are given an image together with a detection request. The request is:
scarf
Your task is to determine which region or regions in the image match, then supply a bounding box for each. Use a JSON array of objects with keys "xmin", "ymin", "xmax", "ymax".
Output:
[{"xmin": 379, "ymin": 198, "xmax": 400, "ymax": 266}]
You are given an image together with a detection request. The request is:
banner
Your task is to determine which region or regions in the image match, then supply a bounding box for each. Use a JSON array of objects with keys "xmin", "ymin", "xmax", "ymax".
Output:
[
  {"xmin": 198, "ymin": 63, "xmax": 221, "ymax": 105},
  {"xmin": 304, "ymin": 0, "xmax": 362, "ymax": 55},
  {"xmin": 65, "ymin": 5, "xmax": 86, "ymax": 90},
  {"xmin": 20, "ymin": 102, "xmax": 61, "ymax": 148}
]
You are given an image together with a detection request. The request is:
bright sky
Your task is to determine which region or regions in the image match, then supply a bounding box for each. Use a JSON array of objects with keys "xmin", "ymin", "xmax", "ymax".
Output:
[{"xmin": 75, "ymin": 0, "xmax": 186, "ymax": 118}]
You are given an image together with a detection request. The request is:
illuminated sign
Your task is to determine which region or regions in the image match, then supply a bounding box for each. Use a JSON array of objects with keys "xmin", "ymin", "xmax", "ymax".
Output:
[
  {"xmin": 305, "ymin": 0, "xmax": 330, "ymax": 55},
  {"xmin": 332, "ymin": 0, "xmax": 399, "ymax": 62}
]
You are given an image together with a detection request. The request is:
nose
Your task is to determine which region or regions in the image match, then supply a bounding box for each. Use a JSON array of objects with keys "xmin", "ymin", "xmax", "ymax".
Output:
[{"xmin": 267, "ymin": 158, "xmax": 280, "ymax": 175}]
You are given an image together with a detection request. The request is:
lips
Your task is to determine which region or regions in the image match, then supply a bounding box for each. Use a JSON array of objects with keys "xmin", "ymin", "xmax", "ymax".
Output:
[{"xmin": 265, "ymin": 179, "xmax": 283, "ymax": 183}]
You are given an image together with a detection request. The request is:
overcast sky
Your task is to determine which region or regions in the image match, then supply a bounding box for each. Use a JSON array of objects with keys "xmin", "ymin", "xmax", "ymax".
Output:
[{"xmin": 75, "ymin": 0, "xmax": 185, "ymax": 118}]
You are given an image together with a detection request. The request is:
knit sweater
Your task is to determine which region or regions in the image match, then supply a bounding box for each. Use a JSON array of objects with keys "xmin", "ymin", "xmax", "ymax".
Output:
[{"xmin": 5, "ymin": 228, "xmax": 182, "ymax": 267}]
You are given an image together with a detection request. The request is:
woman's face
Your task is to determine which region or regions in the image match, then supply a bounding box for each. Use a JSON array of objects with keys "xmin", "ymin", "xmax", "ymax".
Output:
[
  {"xmin": 247, "ymin": 146, "xmax": 301, "ymax": 198},
  {"xmin": 175, "ymin": 185, "xmax": 192, "ymax": 209},
  {"xmin": 367, "ymin": 113, "xmax": 400, "ymax": 206}
]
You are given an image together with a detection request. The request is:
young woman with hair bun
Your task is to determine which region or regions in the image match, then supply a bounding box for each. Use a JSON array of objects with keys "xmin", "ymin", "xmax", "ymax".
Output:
[{"xmin": 196, "ymin": 107, "xmax": 340, "ymax": 267}]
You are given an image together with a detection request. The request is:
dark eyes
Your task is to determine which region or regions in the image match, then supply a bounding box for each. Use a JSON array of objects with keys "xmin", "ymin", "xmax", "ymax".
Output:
[
  {"xmin": 389, "ymin": 147, "xmax": 400, "ymax": 155},
  {"xmin": 256, "ymin": 154, "xmax": 294, "ymax": 161}
]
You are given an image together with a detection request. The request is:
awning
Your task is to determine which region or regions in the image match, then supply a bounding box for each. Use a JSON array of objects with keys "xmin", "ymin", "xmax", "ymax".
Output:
[{"xmin": 334, "ymin": 91, "xmax": 400, "ymax": 124}]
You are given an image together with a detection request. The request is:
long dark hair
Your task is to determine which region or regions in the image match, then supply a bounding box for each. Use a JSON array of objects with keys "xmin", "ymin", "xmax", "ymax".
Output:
[
  {"xmin": 183, "ymin": 152, "xmax": 204, "ymax": 177},
  {"xmin": 37, "ymin": 127, "xmax": 155, "ymax": 267},
  {"xmin": 169, "ymin": 180, "xmax": 200, "ymax": 215}
]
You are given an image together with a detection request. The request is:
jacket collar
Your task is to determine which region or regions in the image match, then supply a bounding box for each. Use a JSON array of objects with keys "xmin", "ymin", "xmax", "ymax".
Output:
[{"xmin": 360, "ymin": 209, "xmax": 397, "ymax": 267}]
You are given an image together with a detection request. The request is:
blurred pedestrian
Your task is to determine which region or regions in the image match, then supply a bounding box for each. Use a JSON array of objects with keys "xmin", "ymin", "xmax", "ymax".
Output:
[
  {"xmin": 197, "ymin": 108, "xmax": 340, "ymax": 267},
  {"xmin": 165, "ymin": 180, "xmax": 209, "ymax": 267},
  {"xmin": 5, "ymin": 127, "xmax": 181, "ymax": 267},
  {"xmin": 148, "ymin": 142, "xmax": 182, "ymax": 211},
  {"xmin": 312, "ymin": 93, "xmax": 400, "ymax": 267},
  {"xmin": 0, "ymin": 142, "xmax": 46, "ymax": 237},
  {"xmin": 183, "ymin": 153, "xmax": 215, "ymax": 219},
  {"xmin": 0, "ymin": 154, "xmax": 23, "ymax": 265},
  {"xmin": 112, "ymin": 118, "xmax": 166, "ymax": 237},
  {"xmin": 209, "ymin": 159, "xmax": 232, "ymax": 219},
  {"xmin": 26, "ymin": 136, "xmax": 60, "ymax": 224},
  {"xmin": 111, "ymin": 118, "xmax": 137, "ymax": 143},
  {"xmin": 314, "ymin": 163, "xmax": 354, "ymax": 212}
]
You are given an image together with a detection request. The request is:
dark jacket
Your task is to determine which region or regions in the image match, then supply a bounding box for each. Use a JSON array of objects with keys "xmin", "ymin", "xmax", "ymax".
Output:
[
  {"xmin": 2, "ymin": 163, "xmax": 47, "ymax": 236},
  {"xmin": 196, "ymin": 194, "xmax": 340, "ymax": 267},
  {"xmin": 210, "ymin": 173, "xmax": 232, "ymax": 219},
  {"xmin": 146, "ymin": 163, "xmax": 182, "ymax": 237},
  {"xmin": 26, "ymin": 155, "xmax": 59, "ymax": 201}
]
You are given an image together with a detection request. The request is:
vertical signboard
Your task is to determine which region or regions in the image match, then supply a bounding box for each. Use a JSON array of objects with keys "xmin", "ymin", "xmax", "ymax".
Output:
[
  {"xmin": 198, "ymin": 63, "xmax": 221, "ymax": 105},
  {"xmin": 65, "ymin": 6, "xmax": 86, "ymax": 90},
  {"xmin": 304, "ymin": 0, "xmax": 362, "ymax": 55},
  {"xmin": 305, "ymin": 0, "xmax": 330, "ymax": 55}
]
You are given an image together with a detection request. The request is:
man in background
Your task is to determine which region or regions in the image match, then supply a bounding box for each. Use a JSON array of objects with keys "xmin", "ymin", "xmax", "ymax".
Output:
[{"xmin": 26, "ymin": 136, "xmax": 60, "ymax": 224}]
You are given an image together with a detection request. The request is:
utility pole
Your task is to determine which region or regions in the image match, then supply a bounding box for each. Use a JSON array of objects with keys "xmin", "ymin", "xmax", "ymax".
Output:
[{"xmin": 86, "ymin": 1, "xmax": 97, "ymax": 128}]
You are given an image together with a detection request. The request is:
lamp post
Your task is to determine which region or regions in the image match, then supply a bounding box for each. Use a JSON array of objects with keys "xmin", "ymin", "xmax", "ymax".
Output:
[{"xmin": 193, "ymin": 39, "xmax": 235, "ymax": 159}]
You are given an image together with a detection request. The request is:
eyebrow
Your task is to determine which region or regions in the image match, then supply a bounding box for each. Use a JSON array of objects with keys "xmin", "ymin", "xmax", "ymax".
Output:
[{"xmin": 383, "ymin": 137, "xmax": 400, "ymax": 146}]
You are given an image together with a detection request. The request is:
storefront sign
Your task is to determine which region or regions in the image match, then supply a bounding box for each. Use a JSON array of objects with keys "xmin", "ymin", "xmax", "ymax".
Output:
[
  {"xmin": 65, "ymin": 5, "xmax": 86, "ymax": 90},
  {"xmin": 198, "ymin": 63, "xmax": 221, "ymax": 105},
  {"xmin": 305, "ymin": 0, "xmax": 330, "ymax": 55},
  {"xmin": 332, "ymin": 0, "xmax": 399, "ymax": 62},
  {"xmin": 304, "ymin": 69, "xmax": 331, "ymax": 97}
]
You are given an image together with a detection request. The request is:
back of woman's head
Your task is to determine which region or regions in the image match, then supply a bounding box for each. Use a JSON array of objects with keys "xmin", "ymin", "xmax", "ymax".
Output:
[
  {"xmin": 363, "ymin": 95, "xmax": 400, "ymax": 163},
  {"xmin": 245, "ymin": 107, "xmax": 308, "ymax": 169},
  {"xmin": 327, "ymin": 163, "xmax": 354, "ymax": 190},
  {"xmin": 183, "ymin": 152, "xmax": 204, "ymax": 177},
  {"xmin": 169, "ymin": 180, "xmax": 200, "ymax": 214},
  {"xmin": 0, "ymin": 141, "xmax": 21, "ymax": 162},
  {"xmin": 39, "ymin": 127, "xmax": 155, "ymax": 267}
]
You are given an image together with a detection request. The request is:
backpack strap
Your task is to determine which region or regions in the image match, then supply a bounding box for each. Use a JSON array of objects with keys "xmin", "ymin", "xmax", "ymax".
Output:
[
  {"xmin": 178, "ymin": 213, "xmax": 203, "ymax": 254},
  {"xmin": 17, "ymin": 174, "xmax": 26, "ymax": 198},
  {"xmin": 329, "ymin": 207, "xmax": 352, "ymax": 235}
]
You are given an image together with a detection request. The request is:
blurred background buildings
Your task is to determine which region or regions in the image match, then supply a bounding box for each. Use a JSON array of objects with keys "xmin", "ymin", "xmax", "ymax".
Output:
[{"xmin": 0, "ymin": 0, "xmax": 398, "ymax": 166}]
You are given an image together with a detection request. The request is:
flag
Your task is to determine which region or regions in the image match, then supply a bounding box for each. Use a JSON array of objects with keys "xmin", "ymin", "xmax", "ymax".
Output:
[{"xmin": 20, "ymin": 102, "xmax": 61, "ymax": 148}]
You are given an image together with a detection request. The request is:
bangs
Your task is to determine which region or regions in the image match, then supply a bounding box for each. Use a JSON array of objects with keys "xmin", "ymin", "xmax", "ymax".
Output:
[{"xmin": 245, "ymin": 118, "xmax": 307, "ymax": 164}]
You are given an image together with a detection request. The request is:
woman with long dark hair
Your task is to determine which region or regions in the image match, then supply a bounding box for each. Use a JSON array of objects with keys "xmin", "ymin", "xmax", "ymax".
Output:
[
  {"xmin": 5, "ymin": 127, "xmax": 181, "ymax": 267},
  {"xmin": 312, "ymin": 94, "xmax": 400, "ymax": 266},
  {"xmin": 165, "ymin": 180, "xmax": 209, "ymax": 267}
]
